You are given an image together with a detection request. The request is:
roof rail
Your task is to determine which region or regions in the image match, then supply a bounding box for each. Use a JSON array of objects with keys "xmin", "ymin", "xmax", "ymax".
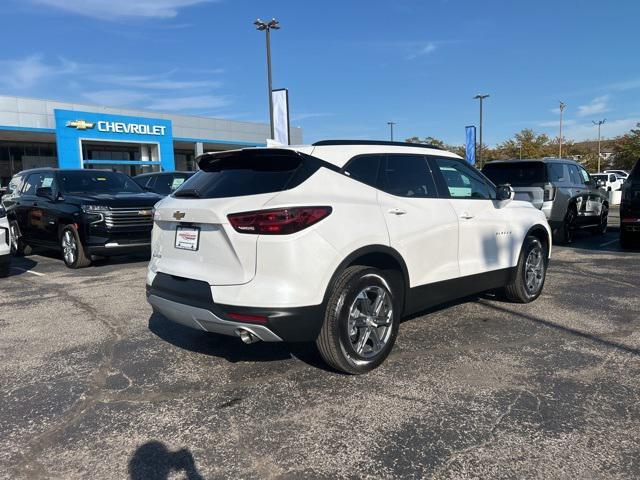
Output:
[{"xmin": 312, "ymin": 139, "xmax": 442, "ymax": 150}]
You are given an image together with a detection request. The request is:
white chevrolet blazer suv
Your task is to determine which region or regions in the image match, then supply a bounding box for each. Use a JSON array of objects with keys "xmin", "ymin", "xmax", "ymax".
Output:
[{"xmin": 147, "ymin": 140, "xmax": 552, "ymax": 374}]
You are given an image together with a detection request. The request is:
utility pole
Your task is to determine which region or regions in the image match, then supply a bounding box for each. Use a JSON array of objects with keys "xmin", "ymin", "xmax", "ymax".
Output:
[
  {"xmin": 593, "ymin": 119, "xmax": 606, "ymax": 173},
  {"xmin": 387, "ymin": 121, "xmax": 396, "ymax": 141},
  {"xmin": 254, "ymin": 18, "xmax": 280, "ymax": 139},
  {"xmin": 474, "ymin": 94, "xmax": 489, "ymax": 168},
  {"xmin": 559, "ymin": 101, "xmax": 566, "ymax": 158}
]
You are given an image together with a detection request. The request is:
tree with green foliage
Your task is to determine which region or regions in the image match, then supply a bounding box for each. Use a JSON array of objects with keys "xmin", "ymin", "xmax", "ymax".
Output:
[{"xmin": 612, "ymin": 123, "xmax": 640, "ymax": 170}]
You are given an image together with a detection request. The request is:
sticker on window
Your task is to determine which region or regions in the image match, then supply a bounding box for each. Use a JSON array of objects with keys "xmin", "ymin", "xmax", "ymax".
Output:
[
  {"xmin": 171, "ymin": 178, "xmax": 186, "ymax": 191},
  {"xmin": 41, "ymin": 177, "xmax": 54, "ymax": 188}
]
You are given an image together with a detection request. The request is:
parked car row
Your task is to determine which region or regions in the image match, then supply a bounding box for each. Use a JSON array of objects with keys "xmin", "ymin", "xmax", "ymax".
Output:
[{"xmin": 1, "ymin": 144, "xmax": 637, "ymax": 374}]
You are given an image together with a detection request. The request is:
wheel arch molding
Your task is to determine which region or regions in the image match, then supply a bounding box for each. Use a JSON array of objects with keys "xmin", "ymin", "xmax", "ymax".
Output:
[{"xmin": 323, "ymin": 244, "xmax": 410, "ymax": 314}]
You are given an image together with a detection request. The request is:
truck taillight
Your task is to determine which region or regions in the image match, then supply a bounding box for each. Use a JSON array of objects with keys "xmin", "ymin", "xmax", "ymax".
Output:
[
  {"xmin": 543, "ymin": 184, "xmax": 556, "ymax": 201},
  {"xmin": 227, "ymin": 207, "xmax": 332, "ymax": 235}
]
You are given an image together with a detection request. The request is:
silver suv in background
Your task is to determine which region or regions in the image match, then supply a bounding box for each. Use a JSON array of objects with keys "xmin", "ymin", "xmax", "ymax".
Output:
[{"xmin": 482, "ymin": 158, "xmax": 609, "ymax": 243}]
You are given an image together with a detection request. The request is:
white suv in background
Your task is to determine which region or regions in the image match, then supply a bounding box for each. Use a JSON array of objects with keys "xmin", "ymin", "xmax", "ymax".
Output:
[
  {"xmin": 147, "ymin": 140, "xmax": 551, "ymax": 374},
  {"xmin": 0, "ymin": 204, "xmax": 10, "ymax": 277}
]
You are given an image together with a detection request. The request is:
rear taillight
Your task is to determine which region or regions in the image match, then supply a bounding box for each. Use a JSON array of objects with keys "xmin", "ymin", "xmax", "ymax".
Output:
[
  {"xmin": 543, "ymin": 184, "xmax": 556, "ymax": 201},
  {"xmin": 227, "ymin": 206, "xmax": 332, "ymax": 235}
]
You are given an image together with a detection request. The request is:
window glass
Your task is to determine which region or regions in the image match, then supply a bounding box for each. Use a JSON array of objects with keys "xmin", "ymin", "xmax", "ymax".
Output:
[
  {"xmin": 609, "ymin": 174, "xmax": 616, "ymax": 182},
  {"xmin": 176, "ymin": 150, "xmax": 312, "ymax": 199},
  {"xmin": 343, "ymin": 155, "xmax": 381, "ymax": 188},
  {"xmin": 579, "ymin": 167, "xmax": 590, "ymax": 184},
  {"xmin": 379, "ymin": 155, "xmax": 436, "ymax": 198},
  {"xmin": 22, "ymin": 174, "xmax": 40, "ymax": 195},
  {"xmin": 59, "ymin": 171, "xmax": 143, "ymax": 194},
  {"xmin": 154, "ymin": 173, "xmax": 192, "ymax": 195},
  {"xmin": 482, "ymin": 161, "xmax": 546, "ymax": 185},
  {"xmin": 567, "ymin": 165, "xmax": 582, "ymax": 185},
  {"xmin": 547, "ymin": 163, "xmax": 566, "ymax": 183},
  {"xmin": 436, "ymin": 158, "xmax": 495, "ymax": 199}
]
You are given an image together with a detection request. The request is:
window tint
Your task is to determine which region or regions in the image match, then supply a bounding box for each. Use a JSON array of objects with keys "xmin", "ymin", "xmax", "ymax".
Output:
[
  {"xmin": 175, "ymin": 150, "xmax": 314, "ymax": 199},
  {"xmin": 609, "ymin": 174, "xmax": 616, "ymax": 182},
  {"xmin": 481, "ymin": 161, "xmax": 546, "ymax": 185},
  {"xmin": 153, "ymin": 173, "xmax": 192, "ymax": 195},
  {"xmin": 436, "ymin": 158, "xmax": 495, "ymax": 199},
  {"xmin": 579, "ymin": 167, "xmax": 590, "ymax": 184},
  {"xmin": 343, "ymin": 155, "xmax": 381, "ymax": 188},
  {"xmin": 567, "ymin": 165, "xmax": 582, "ymax": 185},
  {"xmin": 22, "ymin": 174, "xmax": 40, "ymax": 195},
  {"xmin": 59, "ymin": 171, "xmax": 142, "ymax": 194},
  {"xmin": 547, "ymin": 163, "xmax": 566, "ymax": 183},
  {"xmin": 379, "ymin": 154, "xmax": 436, "ymax": 198}
]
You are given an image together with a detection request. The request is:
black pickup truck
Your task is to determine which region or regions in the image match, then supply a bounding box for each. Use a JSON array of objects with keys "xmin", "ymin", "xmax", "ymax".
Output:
[
  {"xmin": 1, "ymin": 168, "xmax": 161, "ymax": 268},
  {"xmin": 620, "ymin": 159, "xmax": 640, "ymax": 248}
]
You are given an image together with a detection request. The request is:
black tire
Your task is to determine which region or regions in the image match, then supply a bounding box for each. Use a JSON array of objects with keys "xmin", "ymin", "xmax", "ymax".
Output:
[
  {"xmin": 9, "ymin": 220, "xmax": 31, "ymax": 256},
  {"xmin": 591, "ymin": 205, "xmax": 608, "ymax": 235},
  {"xmin": 316, "ymin": 266, "xmax": 401, "ymax": 375},
  {"xmin": 557, "ymin": 206, "xmax": 577, "ymax": 244},
  {"xmin": 620, "ymin": 230, "xmax": 634, "ymax": 249},
  {"xmin": 0, "ymin": 259, "xmax": 9, "ymax": 278},
  {"xmin": 504, "ymin": 236, "xmax": 548, "ymax": 303},
  {"xmin": 60, "ymin": 225, "xmax": 91, "ymax": 269}
]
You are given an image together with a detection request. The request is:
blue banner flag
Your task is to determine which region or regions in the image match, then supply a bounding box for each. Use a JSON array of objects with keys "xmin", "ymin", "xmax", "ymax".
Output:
[{"xmin": 465, "ymin": 125, "xmax": 476, "ymax": 165}]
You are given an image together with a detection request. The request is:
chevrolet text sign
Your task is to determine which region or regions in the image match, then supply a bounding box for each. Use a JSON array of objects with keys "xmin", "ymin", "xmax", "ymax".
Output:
[{"xmin": 97, "ymin": 121, "xmax": 167, "ymax": 136}]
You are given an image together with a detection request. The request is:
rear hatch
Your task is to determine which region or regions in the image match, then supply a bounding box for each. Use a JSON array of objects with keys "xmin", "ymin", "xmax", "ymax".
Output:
[
  {"xmin": 482, "ymin": 161, "xmax": 548, "ymax": 209},
  {"xmin": 152, "ymin": 148, "xmax": 317, "ymax": 286},
  {"xmin": 622, "ymin": 163, "xmax": 640, "ymax": 217}
]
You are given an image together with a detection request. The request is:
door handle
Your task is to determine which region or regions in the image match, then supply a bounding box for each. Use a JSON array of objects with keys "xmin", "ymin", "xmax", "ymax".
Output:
[
  {"xmin": 388, "ymin": 208, "xmax": 407, "ymax": 216},
  {"xmin": 460, "ymin": 212, "xmax": 474, "ymax": 220}
]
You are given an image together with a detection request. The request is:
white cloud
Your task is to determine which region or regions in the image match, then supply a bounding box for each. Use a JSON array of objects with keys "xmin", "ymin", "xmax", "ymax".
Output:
[
  {"xmin": 146, "ymin": 95, "xmax": 232, "ymax": 111},
  {"xmin": 577, "ymin": 95, "xmax": 611, "ymax": 117},
  {"xmin": 81, "ymin": 90, "xmax": 150, "ymax": 106},
  {"xmin": 406, "ymin": 42, "xmax": 438, "ymax": 60},
  {"xmin": 96, "ymin": 73, "xmax": 222, "ymax": 90},
  {"xmin": 562, "ymin": 117, "xmax": 640, "ymax": 141},
  {"xmin": 606, "ymin": 78, "xmax": 640, "ymax": 92},
  {"xmin": 0, "ymin": 54, "xmax": 77, "ymax": 89},
  {"xmin": 538, "ymin": 119, "xmax": 576, "ymax": 128},
  {"xmin": 28, "ymin": 0, "xmax": 213, "ymax": 20}
]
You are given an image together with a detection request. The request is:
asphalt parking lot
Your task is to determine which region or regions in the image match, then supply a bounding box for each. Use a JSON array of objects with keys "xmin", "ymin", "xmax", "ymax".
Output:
[{"xmin": 1, "ymin": 208, "xmax": 639, "ymax": 479}]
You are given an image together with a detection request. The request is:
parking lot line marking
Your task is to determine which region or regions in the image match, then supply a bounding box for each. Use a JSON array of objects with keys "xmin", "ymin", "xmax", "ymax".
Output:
[
  {"xmin": 599, "ymin": 239, "xmax": 618, "ymax": 247},
  {"xmin": 10, "ymin": 267, "xmax": 45, "ymax": 277}
]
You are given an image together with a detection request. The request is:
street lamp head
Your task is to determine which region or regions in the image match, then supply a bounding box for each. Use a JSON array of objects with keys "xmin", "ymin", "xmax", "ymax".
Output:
[
  {"xmin": 254, "ymin": 18, "xmax": 267, "ymax": 30},
  {"xmin": 474, "ymin": 94, "xmax": 490, "ymax": 100},
  {"xmin": 268, "ymin": 18, "xmax": 280, "ymax": 29}
]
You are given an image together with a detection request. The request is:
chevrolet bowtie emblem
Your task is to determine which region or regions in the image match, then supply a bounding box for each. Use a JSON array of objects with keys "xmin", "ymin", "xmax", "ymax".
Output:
[
  {"xmin": 173, "ymin": 211, "xmax": 186, "ymax": 220},
  {"xmin": 66, "ymin": 120, "xmax": 95, "ymax": 130}
]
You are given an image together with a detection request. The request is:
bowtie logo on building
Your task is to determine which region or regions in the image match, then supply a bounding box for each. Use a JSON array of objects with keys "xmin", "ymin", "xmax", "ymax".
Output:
[{"xmin": 66, "ymin": 120, "xmax": 95, "ymax": 130}]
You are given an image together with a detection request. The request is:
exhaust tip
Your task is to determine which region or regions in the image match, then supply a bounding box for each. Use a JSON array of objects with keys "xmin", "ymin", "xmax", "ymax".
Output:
[{"xmin": 236, "ymin": 328, "xmax": 259, "ymax": 344}]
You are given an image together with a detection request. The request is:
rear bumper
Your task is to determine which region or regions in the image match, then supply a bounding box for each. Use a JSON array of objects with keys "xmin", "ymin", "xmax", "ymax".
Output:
[{"xmin": 146, "ymin": 272, "xmax": 324, "ymax": 342}]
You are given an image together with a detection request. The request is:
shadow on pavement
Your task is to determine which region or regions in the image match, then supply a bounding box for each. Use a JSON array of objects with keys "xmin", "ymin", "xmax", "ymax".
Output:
[
  {"xmin": 7, "ymin": 256, "xmax": 38, "ymax": 277},
  {"xmin": 480, "ymin": 300, "xmax": 640, "ymax": 356},
  {"xmin": 148, "ymin": 312, "xmax": 331, "ymax": 371},
  {"xmin": 129, "ymin": 441, "xmax": 204, "ymax": 480}
]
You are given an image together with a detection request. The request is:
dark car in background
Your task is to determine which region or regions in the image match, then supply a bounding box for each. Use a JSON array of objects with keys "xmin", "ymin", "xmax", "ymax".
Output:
[
  {"xmin": 132, "ymin": 171, "xmax": 194, "ymax": 196},
  {"xmin": 482, "ymin": 158, "xmax": 609, "ymax": 243},
  {"xmin": 1, "ymin": 169, "xmax": 161, "ymax": 268},
  {"xmin": 620, "ymin": 159, "xmax": 640, "ymax": 248}
]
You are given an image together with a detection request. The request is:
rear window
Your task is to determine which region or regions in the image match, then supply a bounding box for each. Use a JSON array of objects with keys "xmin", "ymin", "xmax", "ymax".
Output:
[
  {"xmin": 482, "ymin": 161, "xmax": 547, "ymax": 185},
  {"xmin": 153, "ymin": 173, "xmax": 193, "ymax": 195},
  {"xmin": 174, "ymin": 150, "xmax": 317, "ymax": 199}
]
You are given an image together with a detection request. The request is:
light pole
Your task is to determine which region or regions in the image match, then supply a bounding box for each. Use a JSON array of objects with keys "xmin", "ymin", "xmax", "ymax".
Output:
[
  {"xmin": 559, "ymin": 101, "xmax": 566, "ymax": 158},
  {"xmin": 254, "ymin": 18, "xmax": 280, "ymax": 140},
  {"xmin": 387, "ymin": 121, "xmax": 396, "ymax": 141},
  {"xmin": 474, "ymin": 94, "xmax": 489, "ymax": 168},
  {"xmin": 593, "ymin": 119, "xmax": 606, "ymax": 172}
]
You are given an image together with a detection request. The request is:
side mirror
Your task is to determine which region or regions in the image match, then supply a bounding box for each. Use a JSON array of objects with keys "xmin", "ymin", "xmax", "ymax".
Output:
[
  {"xmin": 36, "ymin": 186, "xmax": 54, "ymax": 200},
  {"xmin": 496, "ymin": 184, "xmax": 514, "ymax": 201}
]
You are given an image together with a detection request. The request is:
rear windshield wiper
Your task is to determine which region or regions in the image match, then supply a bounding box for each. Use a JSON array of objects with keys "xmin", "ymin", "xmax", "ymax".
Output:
[{"xmin": 173, "ymin": 188, "xmax": 201, "ymax": 198}]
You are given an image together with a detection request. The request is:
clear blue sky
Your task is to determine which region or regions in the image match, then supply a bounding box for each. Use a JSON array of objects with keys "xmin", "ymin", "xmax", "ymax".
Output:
[{"xmin": 2, "ymin": 0, "xmax": 639, "ymax": 146}]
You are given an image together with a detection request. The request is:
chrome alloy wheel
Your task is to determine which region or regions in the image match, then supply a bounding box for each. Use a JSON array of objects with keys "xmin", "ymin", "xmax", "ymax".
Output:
[
  {"xmin": 62, "ymin": 230, "xmax": 77, "ymax": 265},
  {"xmin": 524, "ymin": 241, "xmax": 545, "ymax": 295},
  {"xmin": 9, "ymin": 223, "xmax": 19, "ymax": 253},
  {"xmin": 347, "ymin": 285, "xmax": 393, "ymax": 359}
]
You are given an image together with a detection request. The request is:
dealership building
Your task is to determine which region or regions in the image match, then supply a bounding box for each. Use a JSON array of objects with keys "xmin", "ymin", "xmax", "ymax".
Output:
[{"xmin": 0, "ymin": 94, "xmax": 303, "ymax": 186}]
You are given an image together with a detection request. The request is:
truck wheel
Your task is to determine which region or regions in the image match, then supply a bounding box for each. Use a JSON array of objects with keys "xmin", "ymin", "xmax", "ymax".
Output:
[
  {"xmin": 9, "ymin": 221, "xmax": 31, "ymax": 256},
  {"xmin": 61, "ymin": 225, "xmax": 91, "ymax": 269},
  {"xmin": 558, "ymin": 206, "xmax": 577, "ymax": 244},
  {"xmin": 316, "ymin": 266, "xmax": 400, "ymax": 374},
  {"xmin": 504, "ymin": 236, "xmax": 548, "ymax": 303}
]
